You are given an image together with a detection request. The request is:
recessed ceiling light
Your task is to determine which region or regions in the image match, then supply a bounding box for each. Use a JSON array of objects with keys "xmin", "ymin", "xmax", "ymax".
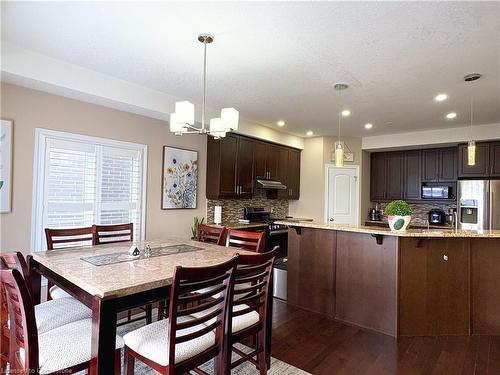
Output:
[
  {"xmin": 446, "ymin": 112, "xmax": 457, "ymax": 119},
  {"xmin": 364, "ymin": 123, "xmax": 373, "ymax": 129},
  {"xmin": 306, "ymin": 131, "xmax": 314, "ymax": 136},
  {"xmin": 435, "ymin": 93, "xmax": 448, "ymax": 102},
  {"xmin": 277, "ymin": 120, "xmax": 285, "ymax": 127},
  {"xmin": 341, "ymin": 109, "xmax": 351, "ymax": 117}
]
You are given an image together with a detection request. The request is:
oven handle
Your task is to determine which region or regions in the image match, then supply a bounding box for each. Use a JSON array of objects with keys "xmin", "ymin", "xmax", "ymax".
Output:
[{"xmin": 268, "ymin": 229, "xmax": 289, "ymax": 236}]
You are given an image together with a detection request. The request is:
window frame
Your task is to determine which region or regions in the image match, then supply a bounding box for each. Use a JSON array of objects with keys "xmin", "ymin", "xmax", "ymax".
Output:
[{"xmin": 31, "ymin": 128, "xmax": 148, "ymax": 251}]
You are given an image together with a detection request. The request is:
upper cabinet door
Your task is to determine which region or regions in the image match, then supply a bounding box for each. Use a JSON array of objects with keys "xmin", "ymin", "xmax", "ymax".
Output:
[
  {"xmin": 386, "ymin": 151, "xmax": 404, "ymax": 200},
  {"xmin": 253, "ymin": 141, "xmax": 268, "ymax": 179},
  {"xmin": 490, "ymin": 142, "xmax": 500, "ymax": 177},
  {"xmin": 218, "ymin": 135, "xmax": 239, "ymax": 197},
  {"xmin": 370, "ymin": 152, "xmax": 387, "ymax": 201},
  {"xmin": 288, "ymin": 149, "xmax": 301, "ymax": 199},
  {"xmin": 277, "ymin": 147, "xmax": 290, "ymax": 199},
  {"xmin": 236, "ymin": 137, "xmax": 255, "ymax": 196},
  {"xmin": 404, "ymin": 150, "xmax": 421, "ymax": 200},
  {"xmin": 421, "ymin": 149, "xmax": 439, "ymax": 182},
  {"xmin": 266, "ymin": 145, "xmax": 280, "ymax": 180},
  {"xmin": 458, "ymin": 143, "xmax": 490, "ymax": 178},
  {"xmin": 439, "ymin": 148, "xmax": 457, "ymax": 182}
]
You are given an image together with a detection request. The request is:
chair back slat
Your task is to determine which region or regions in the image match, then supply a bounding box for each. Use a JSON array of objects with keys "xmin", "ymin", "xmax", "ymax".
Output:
[
  {"xmin": 197, "ymin": 225, "xmax": 227, "ymax": 246},
  {"xmin": 227, "ymin": 229, "xmax": 265, "ymax": 253},
  {"xmin": 93, "ymin": 223, "xmax": 133, "ymax": 245},
  {"xmin": 0, "ymin": 267, "xmax": 39, "ymax": 373},
  {"xmin": 167, "ymin": 257, "xmax": 237, "ymax": 370},
  {"xmin": 45, "ymin": 227, "xmax": 94, "ymax": 250}
]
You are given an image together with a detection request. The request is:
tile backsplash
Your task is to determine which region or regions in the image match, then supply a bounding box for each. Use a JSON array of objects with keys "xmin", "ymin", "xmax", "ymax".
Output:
[
  {"xmin": 370, "ymin": 202, "xmax": 456, "ymax": 227},
  {"xmin": 206, "ymin": 190, "xmax": 289, "ymax": 224}
]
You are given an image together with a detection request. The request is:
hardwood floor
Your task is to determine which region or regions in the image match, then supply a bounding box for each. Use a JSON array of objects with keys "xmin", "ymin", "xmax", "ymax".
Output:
[{"xmin": 271, "ymin": 299, "xmax": 500, "ymax": 375}]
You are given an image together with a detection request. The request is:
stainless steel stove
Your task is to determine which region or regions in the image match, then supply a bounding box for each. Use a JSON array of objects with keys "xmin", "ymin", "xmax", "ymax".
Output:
[{"xmin": 244, "ymin": 207, "xmax": 288, "ymax": 300}]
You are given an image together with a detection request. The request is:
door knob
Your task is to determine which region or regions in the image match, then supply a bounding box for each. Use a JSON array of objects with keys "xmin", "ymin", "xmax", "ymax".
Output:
[{"xmin": 329, "ymin": 218, "xmax": 334, "ymax": 222}]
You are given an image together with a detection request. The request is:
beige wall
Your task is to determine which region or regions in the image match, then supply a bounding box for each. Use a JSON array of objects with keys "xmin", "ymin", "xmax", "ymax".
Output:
[
  {"xmin": 289, "ymin": 135, "xmax": 364, "ymax": 222},
  {"xmin": 0, "ymin": 83, "xmax": 208, "ymax": 254}
]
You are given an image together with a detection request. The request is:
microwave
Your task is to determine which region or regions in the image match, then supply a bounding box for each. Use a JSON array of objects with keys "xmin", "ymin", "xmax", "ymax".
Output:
[{"xmin": 422, "ymin": 186, "xmax": 451, "ymax": 199}]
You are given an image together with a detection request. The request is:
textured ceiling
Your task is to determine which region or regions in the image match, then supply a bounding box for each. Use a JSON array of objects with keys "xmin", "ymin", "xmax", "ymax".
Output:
[{"xmin": 2, "ymin": 1, "xmax": 499, "ymax": 137}]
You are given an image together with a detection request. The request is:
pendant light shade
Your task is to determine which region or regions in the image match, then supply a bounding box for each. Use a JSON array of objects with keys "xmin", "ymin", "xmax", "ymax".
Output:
[
  {"xmin": 169, "ymin": 113, "xmax": 184, "ymax": 134},
  {"xmin": 221, "ymin": 107, "xmax": 239, "ymax": 131},
  {"xmin": 335, "ymin": 141, "xmax": 345, "ymax": 167},
  {"xmin": 174, "ymin": 101, "xmax": 195, "ymax": 125},
  {"xmin": 209, "ymin": 118, "xmax": 226, "ymax": 138},
  {"xmin": 467, "ymin": 140, "xmax": 476, "ymax": 166}
]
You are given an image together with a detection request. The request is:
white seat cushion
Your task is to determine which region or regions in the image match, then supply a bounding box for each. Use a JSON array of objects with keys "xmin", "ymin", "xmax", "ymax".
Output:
[
  {"xmin": 123, "ymin": 318, "xmax": 215, "ymax": 366},
  {"xmin": 192, "ymin": 304, "xmax": 260, "ymax": 334},
  {"xmin": 36, "ymin": 318, "xmax": 124, "ymax": 374},
  {"xmin": 49, "ymin": 285, "xmax": 72, "ymax": 299},
  {"xmin": 35, "ymin": 297, "xmax": 92, "ymax": 334}
]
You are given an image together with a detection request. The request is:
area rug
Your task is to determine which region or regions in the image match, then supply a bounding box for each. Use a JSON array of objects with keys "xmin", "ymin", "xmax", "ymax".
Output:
[{"xmin": 74, "ymin": 319, "xmax": 310, "ymax": 374}]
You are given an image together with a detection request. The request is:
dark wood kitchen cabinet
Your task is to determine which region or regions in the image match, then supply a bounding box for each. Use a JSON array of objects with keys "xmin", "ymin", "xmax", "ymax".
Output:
[
  {"xmin": 236, "ymin": 137, "xmax": 255, "ymax": 196},
  {"xmin": 386, "ymin": 152, "xmax": 404, "ymax": 200},
  {"xmin": 207, "ymin": 133, "xmax": 301, "ymax": 199},
  {"xmin": 206, "ymin": 134, "xmax": 254, "ymax": 199},
  {"xmin": 399, "ymin": 238, "xmax": 470, "ymax": 336},
  {"xmin": 370, "ymin": 152, "xmax": 387, "ymax": 201},
  {"xmin": 404, "ymin": 150, "xmax": 421, "ymax": 200},
  {"xmin": 421, "ymin": 148, "xmax": 457, "ymax": 182},
  {"xmin": 287, "ymin": 149, "xmax": 301, "ymax": 199},
  {"xmin": 491, "ymin": 142, "xmax": 500, "ymax": 177},
  {"xmin": 458, "ymin": 142, "xmax": 490, "ymax": 178}
]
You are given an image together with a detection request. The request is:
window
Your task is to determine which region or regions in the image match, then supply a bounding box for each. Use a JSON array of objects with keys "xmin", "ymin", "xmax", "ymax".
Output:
[{"xmin": 31, "ymin": 129, "xmax": 147, "ymax": 251}]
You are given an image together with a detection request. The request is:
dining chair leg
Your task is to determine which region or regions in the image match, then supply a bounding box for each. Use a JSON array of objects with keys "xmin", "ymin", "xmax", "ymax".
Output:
[
  {"xmin": 114, "ymin": 349, "xmax": 122, "ymax": 375},
  {"xmin": 124, "ymin": 347, "xmax": 135, "ymax": 375},
  {"xmin": 157, "ymin": 300, "xmax": 165, "ymax": 320},
  {"xmin": 145, "ymin": 304, "xmax": 152, "ymax": 324}
]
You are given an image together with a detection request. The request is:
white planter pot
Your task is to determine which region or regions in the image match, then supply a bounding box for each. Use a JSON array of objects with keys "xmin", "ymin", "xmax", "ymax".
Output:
[{"xmin": 387, "ymin": 215, "xmax": 411, "ymax": 232}]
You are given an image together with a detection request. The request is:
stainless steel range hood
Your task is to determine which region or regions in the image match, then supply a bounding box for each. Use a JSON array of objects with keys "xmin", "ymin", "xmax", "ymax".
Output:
[{"xmin": 256, "ymin": 179, "xmax": 287, "ymax": 190}]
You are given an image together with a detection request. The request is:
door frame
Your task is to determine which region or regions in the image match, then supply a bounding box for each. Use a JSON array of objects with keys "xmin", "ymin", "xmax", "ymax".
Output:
[{"xmin": 324, "ymin": 164, "xmax": 361, "ymax": 225}]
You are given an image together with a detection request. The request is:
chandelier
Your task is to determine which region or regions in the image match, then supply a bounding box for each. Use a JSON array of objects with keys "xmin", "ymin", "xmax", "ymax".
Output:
[{"xmin": 170, "ymin": 34, "xmax": 239, "ymax": 138}]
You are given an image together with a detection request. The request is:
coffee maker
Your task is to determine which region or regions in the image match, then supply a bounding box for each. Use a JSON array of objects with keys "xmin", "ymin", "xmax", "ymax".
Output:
[{"xmin": 428, "ymin": 209, "xmax": 446, "ymax": 225}]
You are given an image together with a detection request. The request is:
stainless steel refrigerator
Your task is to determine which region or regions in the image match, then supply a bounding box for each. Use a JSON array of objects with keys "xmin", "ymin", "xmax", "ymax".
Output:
[{"xmin": 458, "ymin": 180, "xmax": 500, "ymax": 230}]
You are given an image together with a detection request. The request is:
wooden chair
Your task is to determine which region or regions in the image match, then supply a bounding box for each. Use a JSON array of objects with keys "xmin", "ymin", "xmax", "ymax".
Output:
[
  {"xmin": 44, "ymin": 226, "xmax": 94, "ymax": 300},
  {"xmin": 0, "ymin": 266, "xmax": 123, "ymax": 375},
  {"xmin": 226, "ymin": 229, "xmax": 265, "ymax": 253},
  {"xmin": 197, "ymin": 224, "xmax": 228, "ymax": 246},
  {"xmin": 123, "ymin": 256, "xmax": 238, "ymax": 375},
  {"xmin": 157, "ymin": 225, "xmax": 229, "ymax": 321},
  {"xmin": 93, "ymin": 223, "xmax": 134, "ymax": 245},
  {"xmin": 0, "ymin": 252, "xmax": 93, "ymax": 371},
  {"xmin": 226, "ymin": 247, "xmax": 278, "ymax": 373},
  {"xmin": 93, "ymin": 223, "xmax": 152, "ymax": 325}
]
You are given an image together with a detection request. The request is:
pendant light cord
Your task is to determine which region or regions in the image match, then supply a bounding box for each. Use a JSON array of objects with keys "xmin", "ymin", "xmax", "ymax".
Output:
[
  {"xmin": 202, "ymin": 40, "xmax": 207, "ymax": 132},
  {"xmin": 469, "ymin": 90, "xmax": 474, "ymax": 141},
  {"xmin": 338, "ymin": 90, "xmax": 341, "ymax": 143}
]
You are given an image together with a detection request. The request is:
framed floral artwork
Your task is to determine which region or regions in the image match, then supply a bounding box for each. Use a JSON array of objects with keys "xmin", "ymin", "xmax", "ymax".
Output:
[
  {"xmin": 0, "ymin": 119, "xmax": 13, "ymax": 213},
  {"xmin": 161, "ymin": 146, "xmax": 198, "ymax": 209}
]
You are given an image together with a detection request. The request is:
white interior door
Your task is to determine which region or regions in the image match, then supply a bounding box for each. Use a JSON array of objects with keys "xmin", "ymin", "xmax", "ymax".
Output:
[{"xmin": 325, "ymin": 165, "xmax": 359, "ymax": 224}]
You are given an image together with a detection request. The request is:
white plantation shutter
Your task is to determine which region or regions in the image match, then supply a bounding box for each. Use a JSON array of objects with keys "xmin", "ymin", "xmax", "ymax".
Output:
[{"xmin": 32, "ymin": 129, "xmax": 147, "ymax": 251}]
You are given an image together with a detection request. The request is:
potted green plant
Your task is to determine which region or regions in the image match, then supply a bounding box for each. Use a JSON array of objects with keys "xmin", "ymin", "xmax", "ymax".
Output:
[
  {"xmin": 191, "ymin": 216, "xmax": 205, "ymax": 240},
  {"xmin": 385, "ymin": 200, "xmax": 412, "ymax": 232}
]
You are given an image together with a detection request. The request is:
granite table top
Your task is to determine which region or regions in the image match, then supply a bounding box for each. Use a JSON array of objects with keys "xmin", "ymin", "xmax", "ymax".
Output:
[
  {"xmin": 275, "ymin": 220, "xmax": 500, "ymax": 238},
  {"xmin": 31, "ymin": 238, "xmax": 253, "ymax": 299}
]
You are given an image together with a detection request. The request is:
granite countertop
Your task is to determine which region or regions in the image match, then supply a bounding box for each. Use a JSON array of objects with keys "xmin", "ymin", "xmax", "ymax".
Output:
[
  {"xmin": 275, "ymin": 220, "xmax": 500, "ymax": 238},
  {"xmin": 210, "ymin": 222, "xmax": 267, "ymax": 230},
  {"xmin": 365, "ymin": 220, "xmax": 455, "ymax": 230},
  {"xmin": 31, "ymin": 239, "xmax": 254, "ymax": 298}
]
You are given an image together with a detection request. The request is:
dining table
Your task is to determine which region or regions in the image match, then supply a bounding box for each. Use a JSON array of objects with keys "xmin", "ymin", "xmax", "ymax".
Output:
[{"xmin": 27, "ymin": 238, "xmax": 273, "ymax": 374}]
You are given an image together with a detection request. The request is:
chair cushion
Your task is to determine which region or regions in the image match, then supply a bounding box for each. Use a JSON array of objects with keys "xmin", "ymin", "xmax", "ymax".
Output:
[
  {"xmin": 49, "ymin": 285, "xmax": 72, "ymax": 299},
  {"xmin": 123, "ymin": 318, "xmax": 215, "ymax": 366},
  {"xmin": 192, "ymin": 304, "xmax": 260, "ymax": 334},
  {"xmin": 35, "ymin": 297, "xmax": 92, "ymax": 334},
  {"xmin": 36, "ymin": 318, "xmax": 123, "ymax": 374}
]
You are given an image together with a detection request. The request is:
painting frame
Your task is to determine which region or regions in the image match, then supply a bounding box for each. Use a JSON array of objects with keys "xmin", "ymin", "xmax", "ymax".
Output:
[
  {"xmin": 0, "ymin": 119, "xmax": 13, "ymax": 213},
  {"xmin": 161, "ymin": 146, "xmax": 198, "ymax": 210}
]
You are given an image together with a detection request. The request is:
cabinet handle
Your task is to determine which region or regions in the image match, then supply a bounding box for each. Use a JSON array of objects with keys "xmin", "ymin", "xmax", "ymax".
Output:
[
  {"xmin": 443, "ymin": 254, "xmax": 448, "ymax": 261},
  {"xmin": 289, "ymin": 188, "xmax": 292, "ymax": 196}
]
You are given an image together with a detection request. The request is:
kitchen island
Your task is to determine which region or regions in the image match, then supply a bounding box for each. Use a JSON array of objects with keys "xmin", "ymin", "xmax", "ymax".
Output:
[{"xmin": 275, "ymin": 220, "xmax": 500, "ymax": 337}]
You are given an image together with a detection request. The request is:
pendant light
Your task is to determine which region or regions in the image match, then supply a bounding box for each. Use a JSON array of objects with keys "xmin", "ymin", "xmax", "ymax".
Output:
[
  {"xmin": 334, "ymin": 83, "xmax": 349, "ymax": 167},
  {"xmin": 169, "ymin": 34, "xmax": 239, "ymax": 138},
  {"xmin": 464, "ymin": 73, "xmax": 481, "ymax": 166}
]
